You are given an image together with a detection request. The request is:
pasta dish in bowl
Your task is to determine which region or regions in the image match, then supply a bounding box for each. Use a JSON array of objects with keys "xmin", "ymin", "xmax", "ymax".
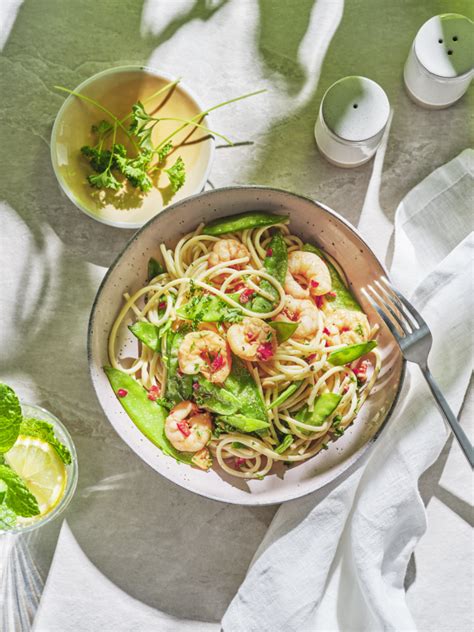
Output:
[{"xmin": 88, "ymin": 187, "xmax": 403, "ymax": 504}]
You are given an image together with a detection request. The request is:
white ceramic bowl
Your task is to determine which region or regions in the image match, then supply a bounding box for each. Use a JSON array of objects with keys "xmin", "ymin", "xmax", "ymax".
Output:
[
  {"xmin": 88, "ymin": 187, "xmax": 404, "ymax": 505},
  {"xmin": 51, "ymin": 65, "xmax": 215, "ymax": 229}
]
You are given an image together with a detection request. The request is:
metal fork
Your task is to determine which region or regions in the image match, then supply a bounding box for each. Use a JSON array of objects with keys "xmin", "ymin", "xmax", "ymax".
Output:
[{"xmin": 363, "ymin": 276, "xmax": 473, "ymax": 467}]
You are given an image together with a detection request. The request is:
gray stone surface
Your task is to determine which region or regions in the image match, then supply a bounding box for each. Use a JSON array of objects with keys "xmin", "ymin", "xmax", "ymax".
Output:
[{"xmin": 0, "ymin": 0, "xmax": 472, "ymax": 628}]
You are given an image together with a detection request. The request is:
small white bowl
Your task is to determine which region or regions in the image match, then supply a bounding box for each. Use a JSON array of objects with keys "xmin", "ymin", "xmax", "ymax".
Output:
[{"xmin": 51, "ymin": 66, "xmax": 215, "ymax": 229}]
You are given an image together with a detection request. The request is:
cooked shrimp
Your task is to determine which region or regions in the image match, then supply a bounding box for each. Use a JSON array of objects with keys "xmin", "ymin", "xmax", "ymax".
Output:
[
  {"xmin": 275, "ymin": 296, "xmax": 319, "ymax": 341},
  {"xmin": 227, "ymin": 317, "xmax": 277, "ymax": 361},
  {"xmin": 165, "ymin": 401, "xmax": 212, "ymax": 452},
  {"xmin": 178, "ymin": 331, "xmax": 231, "ymax": 383},
  {"xmin": 324, "ymin": 308, "xmax": 370, "ymax": 346},
  {"xmin": 285, "ymin": 251, "xmax": 331, "ymax": 299},
  {"xmin": 208, "ymin": 239, "xmax": 250, "ymax": 268}
]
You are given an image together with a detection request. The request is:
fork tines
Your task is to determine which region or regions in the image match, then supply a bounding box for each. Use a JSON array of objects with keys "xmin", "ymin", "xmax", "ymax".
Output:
[{"xmin": 362, "ymin": 277, "xmax": 426, "ymax": 342}]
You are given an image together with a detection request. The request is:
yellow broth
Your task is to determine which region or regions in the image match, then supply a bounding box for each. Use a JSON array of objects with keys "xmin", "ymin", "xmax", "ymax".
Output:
[{"xmin": 52, "ymin": 68, "xmax": 213, "ymax": 226}]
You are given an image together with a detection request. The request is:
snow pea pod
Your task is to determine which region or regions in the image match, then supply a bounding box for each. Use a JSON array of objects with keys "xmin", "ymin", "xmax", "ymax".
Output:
[
  {"xmin": 328, "ymin": 341, "xmax": 377, "ymax": 366},
  {"xmin": 217, "ymin": 413, "xmax": 269, "ymax": 432},
  {"xmin": 302, "ymin": 243, "xmax": 361, "ymax": 312},
  {"xmin": 224, "ymin": 357, "xmax": 267, "ymax": 422},
  {"xmin": 202, "ymin": 212, "xmax": 289, "ymax": 236},
  {"xmin": 250, "ymin": 231, "xmax": 288, "ymax": 313},
  {"xmin": 267, "ymin": 381, "xmax": 302, "ymax": 410},
  {"xmin": 129, "ymin": 321, "xmax": 162, "ymax": 352},
  {"xmin": 104, "ymin": 366, "xmax": 192, "ymax": 464},
  {"xmin": 165, "ymin": 329, "xmax": 193, "ymax": 404},
  {"xmin": 269, "ymin": 321, "xmax": 298, "ymax": 343},
  {"xmin": 194, "ymin": 376, "xmax": 241, "ymax": 415},
  {"xmin": 295, "ymin": 392, "xmax": 342, "ymax": 428}
]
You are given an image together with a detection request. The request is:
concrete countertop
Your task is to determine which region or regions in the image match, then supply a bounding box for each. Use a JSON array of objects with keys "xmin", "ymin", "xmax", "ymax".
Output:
[{"xmin": 0, "ymin": 1, "xmax": 472, "ymax": 629}]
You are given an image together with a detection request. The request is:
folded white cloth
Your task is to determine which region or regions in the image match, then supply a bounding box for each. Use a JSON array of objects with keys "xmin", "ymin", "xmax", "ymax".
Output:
[{"xmin": 222, "ymin": 149, "xmax": 473, "ymax": 631}]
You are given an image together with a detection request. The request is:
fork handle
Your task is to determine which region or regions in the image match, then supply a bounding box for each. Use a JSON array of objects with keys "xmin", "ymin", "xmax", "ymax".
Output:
[{"xmin": 421, "ymin": 366, "xmax": 473, "ymax": 468}]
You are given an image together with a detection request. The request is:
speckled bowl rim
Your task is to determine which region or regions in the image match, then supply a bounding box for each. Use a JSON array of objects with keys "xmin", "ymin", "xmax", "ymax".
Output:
[
  {"xmin": 87, "ymin": 185, "xmax": 406, "ymax": 505},
  {"xmin": 50, "ymin": 65, "xmax": 216, "ymax": 229}
]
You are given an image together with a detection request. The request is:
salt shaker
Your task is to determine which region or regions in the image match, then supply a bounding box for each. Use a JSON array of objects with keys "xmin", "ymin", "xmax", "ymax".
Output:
[
  {"xmin": 314, "ymin": 76, "xmax": 390, "ymax": 168},
  {"xmin": 404, "ymin": 13, "xmax": 473, "ymax": 109}
]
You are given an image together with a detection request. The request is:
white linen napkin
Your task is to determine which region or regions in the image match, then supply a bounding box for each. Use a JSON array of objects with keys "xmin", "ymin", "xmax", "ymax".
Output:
[
  {"xmin": 33, "ymin": 151, "xmax": 472, "ymax": 632},
  {"xmin": 222, "ymin": 149, "xmax": 473, "ymax": 631}
]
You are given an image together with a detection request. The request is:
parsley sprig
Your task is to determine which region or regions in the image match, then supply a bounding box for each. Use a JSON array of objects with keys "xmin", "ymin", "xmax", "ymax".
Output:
[{"xmin": 55, "ymin": 82, "xmax": 264, "ymax": 199}]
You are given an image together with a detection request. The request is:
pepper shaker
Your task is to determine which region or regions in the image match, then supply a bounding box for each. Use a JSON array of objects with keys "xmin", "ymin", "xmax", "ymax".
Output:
[
  {"xmin": 404, "ymin": 13, "xmax": 473, "ymax": 109},
  {"xmin": 314, "ymin": 76, "xmax": 391, "ymax": 168}
]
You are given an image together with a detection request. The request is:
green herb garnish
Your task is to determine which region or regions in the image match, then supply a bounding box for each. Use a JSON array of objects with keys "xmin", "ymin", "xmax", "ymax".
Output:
[
  {"xmin": 0, "ymin": 384, "xmax": 22, "ymax": 453},
  {"xmin": 19, "ymin": 418, "xmax": 72, "ymax": 465},
  {"xmin": 0, "ymin": 465, "xmax": 40, "ymax": 519},
  {"xmin": 55, "ymin": 84, "xmax": 265, "ymax": 202}
]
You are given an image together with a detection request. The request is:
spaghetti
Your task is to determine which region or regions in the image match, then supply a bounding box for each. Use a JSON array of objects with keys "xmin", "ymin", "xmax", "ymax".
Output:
[{"xmin": 108, "ymin": 216, "xmax": 381, "ymax": 479}]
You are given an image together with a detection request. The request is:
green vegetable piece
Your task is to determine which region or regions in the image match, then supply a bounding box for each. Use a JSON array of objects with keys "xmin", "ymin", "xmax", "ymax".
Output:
[
  {"xmin": 231, "ymin": 441, "xmax": 247, "ymax": 450},
  {"xmin": 19, "ymin": 418, "xmax": 72, "ymax": 465},
  {"xmin": 194, "ymin": 376, "xmax": 241, "ymax": 415},
  {"xmin": 177, "ymin": 293, "xmax": 242, "ymax": 324},
  {"xmin": 295, "ymin": 393, "xmax": 342, "ymax": 428},
  {"xmin": 328, "ymin": 341, "xmax": 378, "ymax": 366},
  {"xmin": 104, "ymin": 366, "xmax": 192, "ymax": 464},
  {"xmin": 275, "ymin": 434, "xmax": 294, "ymax": 454},
  {"xmin": 269, "ymin": 321, "xmax": 298, "ymax": 343},
  {"xmin": 0, "ymin": 384, "xmax": 22, "ymax": 453},
  {"xmin": 129, "ymin": 322, "xmax": 162, "ymax": 353},
  {"xmin": 147, "ymin": 257, "xmax": 165, "ymax": 281},
  {"xmin": 250, "ymin": 232, "xmax": 287, "ymax": 313},
  {"xmin": 0, "ymin": 480, "xmax": 6, "ymax": 504},
  {"xmin": 165, "ymin": 156, "xmax": 186, "ymax": 193},
  {"xmin": 202, "ymin": 212, "xmax": 289, "ymax": 236},
  {"xmin": 263, "ymin": 231, "xmax": 287, "ymax": 285},
  {"xmin": 303, "ymin": 243, "xmax": 361, "ymax": 312},
  {"xmin": 224, "ymin": 357, "xmax": 267, "ymax": 422},
  {"xmin": 218, "ymin": 414, "xmax": 269, "ymax": 433},
  {"xmin": 0, "ymin": 464, "xmax": 40, "ymax": 517},
  {"xmin": 165, "ymin": 330, "xmax": 193, "ymax": 404},
  {"xmin": 267, "ymin": 381, "xmax": 302, "ymax": 410}
]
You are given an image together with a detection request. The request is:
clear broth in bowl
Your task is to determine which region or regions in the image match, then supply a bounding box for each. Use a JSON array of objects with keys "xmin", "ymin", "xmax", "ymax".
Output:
[{"xmin": 52, "ymin": 68, "xmax": 213, "ymax": 227}]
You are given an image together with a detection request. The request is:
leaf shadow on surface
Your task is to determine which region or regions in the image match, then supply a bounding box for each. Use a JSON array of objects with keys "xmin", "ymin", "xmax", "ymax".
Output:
[
  {"xmin": 0, "ymin": 0, "xmax": 276, "ymax": 624},
  {"xmin": 1, "ymin": 0, "xmax": 472, "ymax": 624}
]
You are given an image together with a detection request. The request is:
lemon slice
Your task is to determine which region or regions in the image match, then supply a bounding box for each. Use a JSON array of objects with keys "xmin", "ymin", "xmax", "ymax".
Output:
[{"xmin": 4, "ymin": 436, "xmax": 67, "ymax": 516}]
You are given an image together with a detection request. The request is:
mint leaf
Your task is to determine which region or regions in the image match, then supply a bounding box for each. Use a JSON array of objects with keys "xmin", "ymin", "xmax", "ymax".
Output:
[
  {"xmin": 0, "ymin": 383, "xmax": 22, "ymax": 453},
  {"xmin": 0, "ymin": 480, "xmax": 7, "ymax": 504},
  {"xmin": 0, "ymin": 502, "xmax": 17, "ymax": 529},
  {"xmin": 19, "ymin": 418, "xmax": 72, "ymax": 465},
  {"xmin": 0, "ymin": 465, "xmax": 40, "ymax": 517}
]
